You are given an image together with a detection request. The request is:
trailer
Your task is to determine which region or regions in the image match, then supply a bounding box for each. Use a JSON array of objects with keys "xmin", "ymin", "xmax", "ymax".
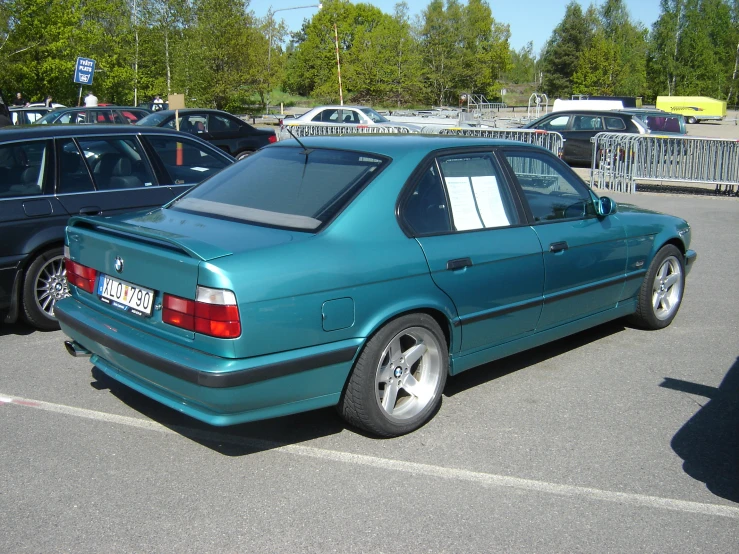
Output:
[{"xmin": 655, "ymin": 96, "xmax": 726, "ymax": 124}]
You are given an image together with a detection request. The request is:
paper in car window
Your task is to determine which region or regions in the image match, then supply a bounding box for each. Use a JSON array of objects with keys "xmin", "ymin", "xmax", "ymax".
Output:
[
  {"xmin": 445, "ymin": 177, "xmax": 483, "ymax": 231},
  {"xmin": 191, "ymin": 167, "xmax": 209, "ymax": 172},
  {"xmin": 471, "ymin": 176, "xmax": 509, "ymax": 228}
]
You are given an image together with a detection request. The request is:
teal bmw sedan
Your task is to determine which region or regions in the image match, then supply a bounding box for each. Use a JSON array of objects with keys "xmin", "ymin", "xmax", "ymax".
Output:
[{"xmin": 56, "ymin": 135, "xmax": 696, "ymax": 437}]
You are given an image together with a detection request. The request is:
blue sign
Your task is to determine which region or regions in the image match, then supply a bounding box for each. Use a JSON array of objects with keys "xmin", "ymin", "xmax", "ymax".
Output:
[{"xmin": 73, "ymin": 57, "xmax": 96, "ymax": 85}]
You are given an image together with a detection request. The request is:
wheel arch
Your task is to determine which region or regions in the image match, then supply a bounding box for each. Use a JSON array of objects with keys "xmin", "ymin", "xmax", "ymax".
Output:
[{"xmin": 7, "ymin": 238, "xmax": 65, "ymax": 322}]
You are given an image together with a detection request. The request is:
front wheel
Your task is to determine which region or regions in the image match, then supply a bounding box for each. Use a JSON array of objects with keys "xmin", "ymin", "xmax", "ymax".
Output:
[
  {"xmin": 629, "ymin": 244, "xmax": 685, "ymax": 330},
  {"xmin": 22, "ymin": 247, "xmax": 68, "ymax": 330},
  {"xmin": 338, "ymin": 314, "xmax": 448, "ymax": 437},
  {"xmin": 686, "ymin": 116, "xmax": 697, "ymax": 124}
]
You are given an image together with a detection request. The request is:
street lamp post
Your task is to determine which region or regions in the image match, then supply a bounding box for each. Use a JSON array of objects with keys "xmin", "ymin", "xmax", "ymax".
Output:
[{"xmin": 266, "ymin": 3, "xmax": 321, "ymax": 112}]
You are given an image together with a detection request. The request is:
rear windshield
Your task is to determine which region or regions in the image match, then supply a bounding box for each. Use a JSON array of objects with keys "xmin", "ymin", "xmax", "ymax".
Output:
[{"xmin": 170, "ymin": 146, "xmax": 388, "ymax": 230}]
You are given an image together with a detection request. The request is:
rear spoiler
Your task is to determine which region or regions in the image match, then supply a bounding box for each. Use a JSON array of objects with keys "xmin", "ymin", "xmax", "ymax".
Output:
[{"xmin": 67, "ymin": 215, "xmax": 233, "ymax": 262}]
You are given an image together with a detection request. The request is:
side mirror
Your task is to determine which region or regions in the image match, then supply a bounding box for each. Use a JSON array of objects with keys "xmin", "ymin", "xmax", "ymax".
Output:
[{"xmin": 596, "ymin": 196, "xmax": 617, "ymax": 217}]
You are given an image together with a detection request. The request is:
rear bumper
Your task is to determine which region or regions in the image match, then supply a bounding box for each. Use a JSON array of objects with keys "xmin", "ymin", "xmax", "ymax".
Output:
[{"xmin": 56, "ymin": 298, "xmax": 361, "ymax": 425}]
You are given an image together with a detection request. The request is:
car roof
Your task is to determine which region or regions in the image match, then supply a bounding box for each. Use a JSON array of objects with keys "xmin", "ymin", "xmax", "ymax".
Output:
[
  {"xmin": 270, "ymin": 134, "xmax": 547, "ymax": 158},
  {"xmin": 0, "ymin": 124, "xmax": 206, "ymax": 141},
  {"xmin": 142, "ymin": 108, "xmax": 235, "ymax": 116}
]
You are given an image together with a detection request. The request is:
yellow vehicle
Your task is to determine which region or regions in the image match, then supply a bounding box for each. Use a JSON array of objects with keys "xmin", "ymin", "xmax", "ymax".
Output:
[{"xmin": 655, "ymin": 96, "xmax": 727, "ymax": 124}]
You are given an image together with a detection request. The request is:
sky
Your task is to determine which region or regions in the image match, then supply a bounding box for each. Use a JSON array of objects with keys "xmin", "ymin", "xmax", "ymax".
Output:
[{"xmin": 252, "ymin": 1, "xmax": 662, "ymax": 52}]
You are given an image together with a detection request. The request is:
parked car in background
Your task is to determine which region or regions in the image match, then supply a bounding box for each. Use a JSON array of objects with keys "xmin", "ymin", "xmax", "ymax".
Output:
[
  {"xmin": 56, "ymin": 135, "xmax": 695, "ymax": 436},
  {"xmin": 9, "ymin": 106, "xmax": 54, "ymax": 125},
  {"xmin": 618, "ymin": 109, "xmax": 687, "ymax": 135},
  {"xmin": 137, "ymin": 109, "xmax": 276, "ymax": 160},
  {"xmin": 0, "ymin": 125, "xmax": 234, "ymax": 330},
  {"xmin": 280, "ymin": 105, "xmax": 422, "ymax": 139},
  {"xmin": 524, "ymin": 109, "xmax": 648, "ymax": 166},
  {"xmin": 35, "ymin": 106, "xmax": 151, "ymax": 125}
]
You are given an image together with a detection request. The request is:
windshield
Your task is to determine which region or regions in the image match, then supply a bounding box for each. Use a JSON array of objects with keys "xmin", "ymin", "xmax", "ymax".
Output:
[
  {"xmin": 170, "ymin": 146, "xmax": 388, "ymax": 230},
  {"xmin": 360, "ymin": 108, "xmax": 389, "ymax": 123},
  {"xmin": 34, "ymin": 111, "xmax": 61, "ymax": 124},
  {"xmin": 136, "ymin": 111, "xmax": 170, "ymax": 126}
]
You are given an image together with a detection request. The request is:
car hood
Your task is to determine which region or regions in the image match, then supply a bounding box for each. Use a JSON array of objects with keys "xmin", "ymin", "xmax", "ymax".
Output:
[{"xmin": 69, "ymin": 207, "xmax": 312, "ymax": 262}]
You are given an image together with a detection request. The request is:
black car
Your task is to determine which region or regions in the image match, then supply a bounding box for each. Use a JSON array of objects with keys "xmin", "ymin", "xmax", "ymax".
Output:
[
  {"xmin": 0, "ymin": 125, "xmax": 234, "ymax": 330},
  {"xmin": 35, "ymin": 106, "xmax": 151, "ymax": 125},
  {"xmin": 137, "ymin": 109, "xmax": 276, "ymax": 160},
  {"xmin": 524, "ymin": 110, "xmax": 647, "ymax": 166}
]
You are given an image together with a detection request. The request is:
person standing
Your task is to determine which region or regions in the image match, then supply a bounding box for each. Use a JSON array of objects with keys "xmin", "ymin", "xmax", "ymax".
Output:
[
  {"xmin": 13, "ymin": 92, "xmax": 27, "ymax": 107},
  {"xmin": 152, "ymin": 95, "xmax": 164, "ymax": 111},
  {"xmin": 84, "ymin": 91, "xmax": 98, "ymax": 107},
  {"xmin": 43, "ymin": 95, "xmax": 53, "ymax": 107}
]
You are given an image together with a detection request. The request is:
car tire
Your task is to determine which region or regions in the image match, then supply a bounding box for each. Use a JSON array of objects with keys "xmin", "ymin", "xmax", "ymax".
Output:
[
  {"xmin": 629, "ymin": 244, "xmax": 685, "ymax": 330},
  {"xmin": 22, "ymin": 247, "xmax": 67, "ymax": 330},
  {"xmin": 686, "ymin": 116, "xmax": 697, "ymax": 124},
  {"xmin": 236, "ymin": 151, "xmax": 253, "ymax": 161},
  {"xmin": 337, "ymin": 313, "xmax": 448, "ymax": 437}
]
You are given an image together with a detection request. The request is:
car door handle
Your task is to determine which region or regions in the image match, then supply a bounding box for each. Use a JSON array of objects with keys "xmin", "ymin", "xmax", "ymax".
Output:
[
  {"xmin": 446, "ymin": 257, "xmax": 473, "ymax": 270},
  {"xmin": 549, "ymin": 241, "xmax": 569, "ymax": 253},
  {"xmin": 78, "ymin": 207, "xmax": 101, "ymax": 216}
]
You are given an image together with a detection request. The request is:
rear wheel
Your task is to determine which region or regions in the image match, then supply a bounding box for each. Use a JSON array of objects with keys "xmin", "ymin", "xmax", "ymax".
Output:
[
  {"xmin": 629, "ymin": 244, "xmax": 685, "ymax": 330},
  {"xmin": 338, "ymin": 313, "xmax": 448, "ymax": 437},
  {"xmin": 22, "ymin": 247, "xmax": 67, "ymax": 330},
  {"xmin": 686, "ymin": 116, "xmax": 697, "ymax": 124},
  {"xmin": 236, "ymin": 151, "xmax": 253, "ymax": 161}
]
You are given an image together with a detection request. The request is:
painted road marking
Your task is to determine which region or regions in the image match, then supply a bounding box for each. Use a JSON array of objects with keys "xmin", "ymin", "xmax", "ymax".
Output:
[{"xmin": 2, "ymin": 391, "xmax": 738, "ymax": 520}]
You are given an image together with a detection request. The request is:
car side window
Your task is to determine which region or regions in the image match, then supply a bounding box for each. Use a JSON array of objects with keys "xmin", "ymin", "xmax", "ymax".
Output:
[
  {"xmin": 437, "ymin": 153, "xmax": 518, "ymax": 231},
  {"xmin": 77, "ymin": 138, "xmax": 156, "ymax": 190},
  {"xmin": 209, "ymin": 114, "xmax": 238, "ymax": 132},
  {"xmin": 0, "ymin": 140, "xmax": 48, "ymax": 198},
  {"xmin": 180, "ymin": 115, "xmax": 208, "ymax": 134},
  {"xmin": 341, "ymin": 110, "xmax": 360, "ymax": 124},
  {"xmin": 572, "ymin": 115, "xmax": 603, "ymax": 131},
  {"xmin": 57, "ymin": 139, "xmax": 95, "ymax": 194},
  {"xmin": 503, "ymin": 150, "xmax": 596, "ymax": 223},
  {"xmin": 605, "ymin": 117, "xmax": 626, "ymax": 131},
  {"xmin": 144, "ymin": 136, "xmax": 230, "ymax": 185},
  {"xmin": 538, "ymin": 115, "xmax": 570, "ymax": 131},
  {"xmin": 402, "ymin": 164, "xmax": 451, "ymax": 235}
]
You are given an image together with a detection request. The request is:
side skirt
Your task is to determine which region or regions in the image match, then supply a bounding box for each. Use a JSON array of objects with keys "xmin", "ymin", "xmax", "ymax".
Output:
[{"xmin": 449, "ymin": 299, "xmax": 637, "ymax": 376}]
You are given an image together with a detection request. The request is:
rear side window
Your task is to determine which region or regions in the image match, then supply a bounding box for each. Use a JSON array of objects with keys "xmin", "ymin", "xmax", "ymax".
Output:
[
  {"xmin": 172, "ymin": 147, "xmax": 387, "ymax": 230},
  {"xmin": 0, "ymin": 140, "xmax": 48, "ymax": 198},
  {"xmin": 209, "ymin": 114, "xmax": 239, "ymax": 132},
  {"xmin": 438, "ymin": 153, "xmax": 518, "ymax": 230},
  {"xmin": 572, "ymin": 115, "xmax": 603, "ymax": 131},
  {"xmin": 57, "ymin": 139, "xmax": 95, "ymax": 194},
  {"xmin": 77, "ymin": 138, "xmax": 156, "ymax": 190},
  {"xmin": 605, "ymin": 117, "xmax": 626, "ymax": 131},
  {"xmin": 145, "ymin": 136, "xmax": 230, "ymax": 185}
]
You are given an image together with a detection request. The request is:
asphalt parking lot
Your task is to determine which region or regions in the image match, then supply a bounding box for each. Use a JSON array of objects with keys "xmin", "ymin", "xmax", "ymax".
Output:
[{"xmin": 1, "ymin": 191, "xmax": 737, "ymax": 552}]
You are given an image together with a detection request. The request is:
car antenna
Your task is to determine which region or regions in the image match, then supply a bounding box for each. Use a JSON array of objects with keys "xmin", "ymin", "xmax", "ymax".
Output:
[{"xmin": 285, "ymin": 125, "xmax": 313, "ymax": 155}]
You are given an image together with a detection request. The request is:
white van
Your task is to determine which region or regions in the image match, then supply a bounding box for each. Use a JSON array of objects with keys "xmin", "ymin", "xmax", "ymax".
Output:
[{"xmin": 552, "ymin": 99, "xmax": 624, "ymax": 112}]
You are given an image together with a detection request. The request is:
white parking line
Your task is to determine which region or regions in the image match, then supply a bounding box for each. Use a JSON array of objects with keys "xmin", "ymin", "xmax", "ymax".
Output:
[{"xmin": 2, "ymin": 392, "xmax": 738, "ymax": 520}]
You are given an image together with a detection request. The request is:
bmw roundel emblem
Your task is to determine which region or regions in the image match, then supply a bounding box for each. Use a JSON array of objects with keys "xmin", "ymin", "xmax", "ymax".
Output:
[{"xmin": 114, "ymin": 256, "xmax": 124, "ymax": 273}]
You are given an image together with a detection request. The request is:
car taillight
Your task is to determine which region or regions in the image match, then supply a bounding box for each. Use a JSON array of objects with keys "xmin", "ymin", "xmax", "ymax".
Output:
[
  {"xmin": 268, "ymin": 134, "xmax": 277, "ymax": 143},
  {"xmin": 163, "ymin": 286, "xmax": 241, "ymax": 338},
  {"xmin": 65, "ymin": 259, "xmax": 98, "ymax": 294}
]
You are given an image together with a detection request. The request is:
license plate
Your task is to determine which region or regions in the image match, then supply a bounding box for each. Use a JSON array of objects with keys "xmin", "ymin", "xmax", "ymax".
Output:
[{"xmin": 97, "ymin": 274, "xmax": 154, "ymax": 317}]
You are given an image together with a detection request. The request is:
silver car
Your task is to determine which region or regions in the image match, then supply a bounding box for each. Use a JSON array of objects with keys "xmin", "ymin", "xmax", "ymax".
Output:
[{"xmin": 280, "ymin": 105, "xmax": 420, "ymax": 139}]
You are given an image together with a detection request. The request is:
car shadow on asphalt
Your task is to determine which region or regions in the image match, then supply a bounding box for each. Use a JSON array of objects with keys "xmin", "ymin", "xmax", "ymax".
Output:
[
  {"xmin": 88, "ymin": 320, "xmax": 627, "ymax": 453},
  {"xmin": 0, "ymin": 320, "xmax": 43, "ymax": 337},
  {"xmin": 660, "ymin": 357, "xmax": 739, "ymax": 503},
  {"xmin": 444, "ymin": 320, "xmax": 626, "ymax": 397}
]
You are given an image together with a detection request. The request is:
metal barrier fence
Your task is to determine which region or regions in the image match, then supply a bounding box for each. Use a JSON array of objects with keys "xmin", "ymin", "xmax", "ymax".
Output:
[
  {"xmin": 281, "ymin": 124, "xmax": 414, "ymax": 138},
  {"xmin": 437, "ymin": 128, "xmax": 564, "ymax": 156},
  {"xmin": 591, "ymin": 133, "xmax": 739, "ymax": 194},
  {"xmin": 279, "ymin": 124, "xmax": 565, "ymax": 157}
]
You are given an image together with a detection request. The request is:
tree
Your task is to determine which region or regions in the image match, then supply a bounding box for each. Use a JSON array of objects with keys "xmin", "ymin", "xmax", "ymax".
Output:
[{"xmin": 540, "ymin": 1, "xmax": 597, "ymax": 99}]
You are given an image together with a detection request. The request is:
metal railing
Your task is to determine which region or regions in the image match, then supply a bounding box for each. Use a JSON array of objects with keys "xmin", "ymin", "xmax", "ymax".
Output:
[
  {"xmin": 278, "ymin": 124, "xmax": 565, "ymax": 157},
  {"xmin": 591, "ymin": 133, "xmax": 739, "ymax": 194},
  {"xmin": 281, "ymin": 124, "xmax": 414, "ymax": 138},
  {"xmin": 437, "ymin": 128, "xmax": 564, "ymax": 156}
]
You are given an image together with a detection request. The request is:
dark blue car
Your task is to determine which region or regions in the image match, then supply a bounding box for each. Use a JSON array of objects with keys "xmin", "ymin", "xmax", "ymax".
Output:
[{"xmin": 0, "ymin": 125, "xmax": 234, "ymax": 330}]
